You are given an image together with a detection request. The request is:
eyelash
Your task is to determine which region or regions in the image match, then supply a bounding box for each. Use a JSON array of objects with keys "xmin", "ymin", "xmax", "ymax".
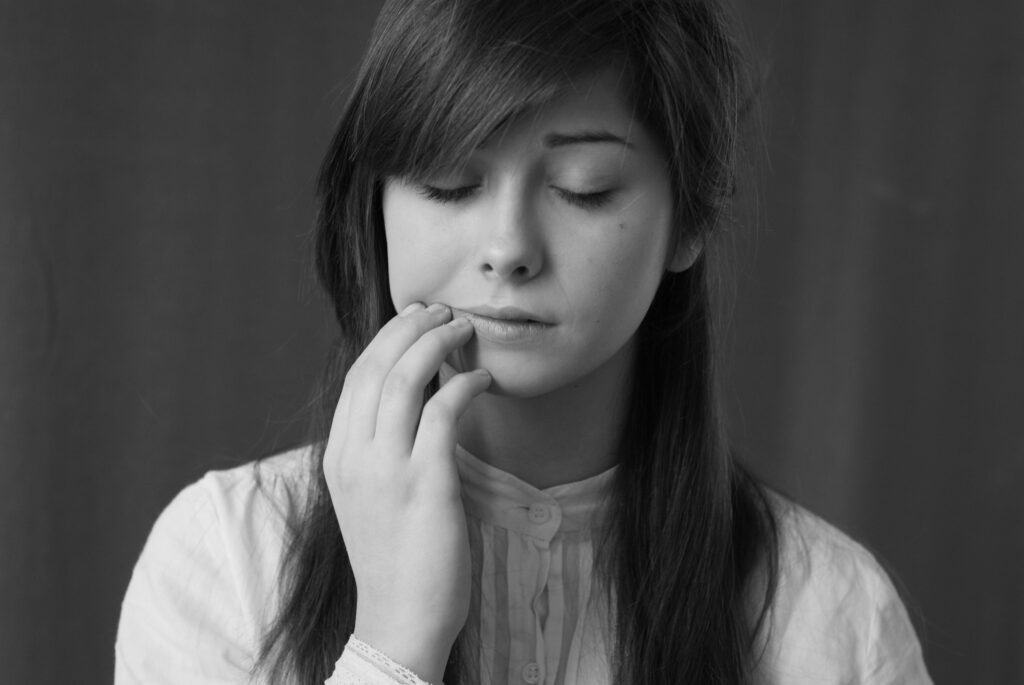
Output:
[
  {"xmin": 553, "ymin": 187, "xmax": 614, "ymax": 209},
  {"xmin": 417, "ymin": 185, "xmax": 614, "ymax": 209},
  {"xmin": 418, "ymin": 185, "xmax": 478, "ymax": 203}
]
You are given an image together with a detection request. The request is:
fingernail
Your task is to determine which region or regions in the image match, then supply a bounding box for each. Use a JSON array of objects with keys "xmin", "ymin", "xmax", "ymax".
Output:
[
  {"xmin": 449, "ymin": 316, "xmax": 472, "ymax": 327},
  {"xmin": 427, "ymin": 302, "xmax": 448, "ymax": 314},
  {"xmin": 401, "ymin": 302, "xmax": 424, "ymax": 315},
  {"xmin": 474, "ymin": 369, "xmax": 491, "ymax": 378}
]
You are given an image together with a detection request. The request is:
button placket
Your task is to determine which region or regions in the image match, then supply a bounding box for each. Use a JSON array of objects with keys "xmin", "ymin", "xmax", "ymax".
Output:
[
  {"xmin": 521, "ymin": 661, "xmax": 543, "ymax": 684},
  {"xmin": 528, "ymin": 503, "xmax": 550, "ymax": 524}
]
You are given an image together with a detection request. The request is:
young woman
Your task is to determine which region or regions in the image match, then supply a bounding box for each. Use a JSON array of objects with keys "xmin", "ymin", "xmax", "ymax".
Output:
[{"xmin": 115, "ymin": 0, "xmax": 933, "ymax": 683}]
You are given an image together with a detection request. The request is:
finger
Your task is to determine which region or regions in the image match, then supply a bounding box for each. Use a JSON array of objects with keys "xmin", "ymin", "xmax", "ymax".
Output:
[
  {"xmin": 327, "ymin": 332, "xmax": 366, "ymax": 443},
  {"xmin": 328, "ymin": 302, "xmax": 427, "ymax": 452},
  {"xmin": 324, "ymin": 359, "xmax": 361, "ymax": 484},
  {"xmin": 410, "ymin": 369, "xmax": 492, "ymax": 465},
  {"xmin": 344, "ymin": 302, "xmax": 454, "ymax": 444},
  {"xmin": 374, "ymin": 317, "xmax": 476, "ymax": 449}
]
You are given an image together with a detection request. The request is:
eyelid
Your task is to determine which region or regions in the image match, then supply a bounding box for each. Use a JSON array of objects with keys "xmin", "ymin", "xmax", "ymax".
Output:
[
  {"xmin": 417, "ymin": 183, "xmax": 479, "ymax": 203},
  {"xmin": 553, "ymin": 186, "xmax": 615, "ymax": 209},
  {"xmin": 414, "ymin": 177, "xmax": 617, "ymax": 209}
]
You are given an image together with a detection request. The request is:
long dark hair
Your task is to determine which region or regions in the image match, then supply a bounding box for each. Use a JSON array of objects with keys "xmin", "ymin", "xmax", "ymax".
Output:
[{"xmin": 254, "ymin": 0, "xmax": 778, "ymax": 682}]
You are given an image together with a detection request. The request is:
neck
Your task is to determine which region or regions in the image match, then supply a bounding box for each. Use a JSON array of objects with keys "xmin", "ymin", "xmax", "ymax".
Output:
[{"xmin": 454, "ymin": 341, "xmax": 635, "ymax": 490}]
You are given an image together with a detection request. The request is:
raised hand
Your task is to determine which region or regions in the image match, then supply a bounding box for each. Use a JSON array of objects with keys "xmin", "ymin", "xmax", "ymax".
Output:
[{"xmin": 323, "ymin": 301, "xmax": 491, "ymax": 683}]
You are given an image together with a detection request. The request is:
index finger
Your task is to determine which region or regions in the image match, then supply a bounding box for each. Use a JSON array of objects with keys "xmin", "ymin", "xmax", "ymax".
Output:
[{"xmin": 334, "ymin": 302, "xmax": 453, "ymax": 445}]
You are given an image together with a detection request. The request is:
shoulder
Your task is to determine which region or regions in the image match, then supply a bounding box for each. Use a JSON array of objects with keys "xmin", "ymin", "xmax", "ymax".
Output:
[
  {"xmin": 143, "ymin": 445, "xmax": 315, "ymax": 564},
  {"xmin": 197, "ymin": 444, "xmax": 316, "ymax": 527},
  {"xmin": 755, "ymin": 493, "xmax": 932, "ymax": 684},
  {"xmin": 770, "ymin": 493, "xmax": 891, "ymax": 604},
  {"xmin": 116, "ymin": 445, "xmax": 318, "ymax": 681}
]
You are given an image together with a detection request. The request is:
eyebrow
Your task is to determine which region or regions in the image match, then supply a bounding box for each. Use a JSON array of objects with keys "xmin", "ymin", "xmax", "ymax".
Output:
[{"xmin": 542, "ymin": 130, "xmax": 634, "ymax": 149}]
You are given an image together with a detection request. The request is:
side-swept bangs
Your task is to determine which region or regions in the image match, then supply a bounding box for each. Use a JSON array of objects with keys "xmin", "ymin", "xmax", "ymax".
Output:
[{"xmin": 349, "ymin": 0, "xmax": 632, "ymax": 180}]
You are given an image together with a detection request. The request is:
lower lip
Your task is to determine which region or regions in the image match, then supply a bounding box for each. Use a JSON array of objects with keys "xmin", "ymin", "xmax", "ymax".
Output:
[{"xmin": 457, "ymin": 313, "xmax": 553, "ymax": 343}]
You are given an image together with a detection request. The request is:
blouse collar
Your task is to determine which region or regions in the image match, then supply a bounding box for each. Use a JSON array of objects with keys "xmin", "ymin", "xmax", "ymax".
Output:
[{"xmin": 455, "ymin": 446, "xmax": 618, "ymax": 540}]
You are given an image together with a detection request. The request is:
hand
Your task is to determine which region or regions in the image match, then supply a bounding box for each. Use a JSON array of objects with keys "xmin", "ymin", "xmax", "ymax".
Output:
[{"xmin": 324, "ymin": 301, "xmax": 491, "ymax": 683}]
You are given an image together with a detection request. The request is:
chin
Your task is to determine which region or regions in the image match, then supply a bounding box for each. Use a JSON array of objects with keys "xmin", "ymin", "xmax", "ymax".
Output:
[
  {"xmin": 485, "ymin": 368, "xmax": 568, "ymax": 398},
  {"xmin": 446, "ymin": 343, "xmax": 579, "ymax": 399}
]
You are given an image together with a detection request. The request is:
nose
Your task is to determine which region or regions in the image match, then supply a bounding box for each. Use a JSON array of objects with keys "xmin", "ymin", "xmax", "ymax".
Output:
[{"xmin": 477, "ymin": 188, "xmax": 544, "ymax": 282}]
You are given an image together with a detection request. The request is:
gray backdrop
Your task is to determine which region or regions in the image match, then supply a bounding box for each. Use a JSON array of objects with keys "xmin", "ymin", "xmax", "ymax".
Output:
[{"xmin": 2, "ymin": 0, "xmax": 1021, "ymax": 682}]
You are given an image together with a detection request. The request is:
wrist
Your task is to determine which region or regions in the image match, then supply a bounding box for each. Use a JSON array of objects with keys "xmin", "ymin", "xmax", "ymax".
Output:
[{"xmin": 353, "ymin": 618, "xmax": 452, "ymax": 683}]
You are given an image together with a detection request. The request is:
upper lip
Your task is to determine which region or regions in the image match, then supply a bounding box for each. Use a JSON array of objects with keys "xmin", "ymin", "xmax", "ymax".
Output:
[{"xmin": 454, "ymin": 305, "xmax": 552, "ymax": 324}]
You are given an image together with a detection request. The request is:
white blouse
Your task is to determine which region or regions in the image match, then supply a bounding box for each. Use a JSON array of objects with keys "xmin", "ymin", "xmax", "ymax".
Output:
[{"xmin": 115, "ymin": 446, "xmax": 932, "ymax": 685}]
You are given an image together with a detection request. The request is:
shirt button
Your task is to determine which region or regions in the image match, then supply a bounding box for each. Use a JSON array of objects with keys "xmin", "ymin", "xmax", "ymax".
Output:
[
  {"xmin": 521, "ymin": 662, "xmax": 543, "ymax": 684},
  {"xmin": 527, "ymin": 504, "xmax": 550, "ymax": 524}
]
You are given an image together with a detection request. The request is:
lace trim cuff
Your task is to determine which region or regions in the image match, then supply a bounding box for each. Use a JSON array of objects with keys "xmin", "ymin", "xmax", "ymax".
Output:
[{"xmin": 331, "ymin": 635, "xmax": 438, "ymax": 685}]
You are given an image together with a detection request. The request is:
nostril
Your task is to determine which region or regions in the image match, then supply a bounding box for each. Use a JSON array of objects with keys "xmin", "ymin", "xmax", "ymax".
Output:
[{"xmin": 479, "ymin": 260, "xmax": 535, "ymax": 279}]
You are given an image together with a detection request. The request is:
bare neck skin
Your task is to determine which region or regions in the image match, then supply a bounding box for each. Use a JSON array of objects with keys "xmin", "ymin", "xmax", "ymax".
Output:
[{"xmin": 453, "ymin": 338, "xmax": 635, "ymax": 490}]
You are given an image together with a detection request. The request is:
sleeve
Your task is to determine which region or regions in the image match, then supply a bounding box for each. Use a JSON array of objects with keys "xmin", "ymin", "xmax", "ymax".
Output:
[
  {"xmin": 860, "ymin": 568, "xmax": 932, "ymax": 685},
  {"xmin": 327, "ymin": 637, "xmax": 437, "ymax": 685},
  {"xmin": 115, "ymin": 461, "xmax": 438, "ymax": 685},
  {"xmin": 757, "ymin": 502, "xmax": 934, "ymax": 685},
  {"xmin": 114, "ymin": 481, "xmax": 258, "ymax": 684}
]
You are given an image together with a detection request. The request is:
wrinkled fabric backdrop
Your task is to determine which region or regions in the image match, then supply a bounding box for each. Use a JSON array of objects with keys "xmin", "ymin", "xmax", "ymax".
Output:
[{"xmin": 1, "ymin": 1, "xmax": 1021, "ymax": 683}]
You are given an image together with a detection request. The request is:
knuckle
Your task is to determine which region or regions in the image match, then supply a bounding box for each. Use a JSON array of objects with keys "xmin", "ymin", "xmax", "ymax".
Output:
[
  {"xmin": 325, "ymin": 448, "xmax": 383, "ymax": 494},
  {"xmin": 343, "ymin": 360, "xmax": 364, "ymax": 384},
  {"xmin": 380, "ymin": 369, "xmax": 415, "ymax": 400},
  {"xmin": 322, "ymin": 452, "xmax": 343, "ymax": 485},
  {"xmin": 421, "ymin": 398, "xmax": 455, "ymax": 426},
  {"xmin": 350, "ymin": 357, "xmax": 384, "ymax": 383},
  {"xmin": 331, "ymin": 394, "xmax": 348, "ymax": 422},
  {"xmin": 423, "ymin": 324, "xmax": 459, "ymax": 352},
  {"xmin": 395, "ymin": 312, "xmax": 430, "ymax": 336}
]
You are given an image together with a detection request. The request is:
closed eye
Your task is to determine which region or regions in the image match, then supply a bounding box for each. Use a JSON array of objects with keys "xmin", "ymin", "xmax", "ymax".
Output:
[
  {"xmin": 554, "ymin": 187, "xmax": 615, "ymax": 209},
  {"xmin": 417, "ymin": 184, "xmax": 614, "ymax": 209},
  {"xmin": 417, "ymin": 184, "xmax": 478, "ymax": 203}
]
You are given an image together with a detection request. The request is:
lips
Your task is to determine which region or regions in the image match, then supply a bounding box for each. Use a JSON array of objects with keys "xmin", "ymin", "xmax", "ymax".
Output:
[
  {"xmin": 455, "ymin": 305, "xmax": 551, "ymax": 324},
  {"xmin": 450, "ymin": 305, "xmax": 554, "ymax": 343}
]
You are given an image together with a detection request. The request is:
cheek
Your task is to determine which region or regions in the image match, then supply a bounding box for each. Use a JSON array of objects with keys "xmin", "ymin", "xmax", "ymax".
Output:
[
  {"xmin": 574, "ymin": 213, "xmax": 672, "ymax": 315},
  {"xmin": 383, "ymin": 203, "xmax": 463, "ymax": 304},
  {"xmin": 602, "ymin": 247, "xmax": 664, "ymax": 331}
]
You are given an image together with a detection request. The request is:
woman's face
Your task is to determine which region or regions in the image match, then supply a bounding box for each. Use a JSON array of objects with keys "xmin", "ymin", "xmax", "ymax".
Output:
[{"xmin": 382, "ymin": 68, "xmax": 693, "ymax": 397}]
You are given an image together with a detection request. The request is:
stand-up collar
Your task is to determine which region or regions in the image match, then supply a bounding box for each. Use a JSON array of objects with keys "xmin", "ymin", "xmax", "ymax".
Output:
[{"xmin": 455, "ymin": 446, "xmax": 617, "ymax": 540}]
